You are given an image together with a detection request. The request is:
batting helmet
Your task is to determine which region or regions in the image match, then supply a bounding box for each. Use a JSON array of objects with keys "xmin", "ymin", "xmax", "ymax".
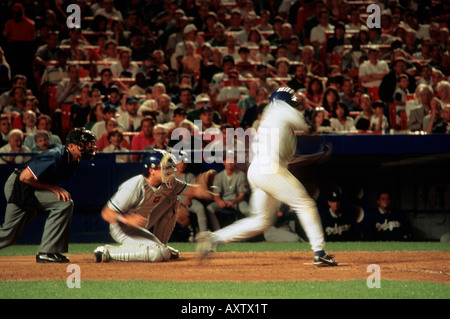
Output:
[
  {"xmin": 66, "ymin": 127, "xmax": 97, "ymax": 161},
  {"xmin": 270, "ymin": 87, "xmax": 304, "ymax": 109}
]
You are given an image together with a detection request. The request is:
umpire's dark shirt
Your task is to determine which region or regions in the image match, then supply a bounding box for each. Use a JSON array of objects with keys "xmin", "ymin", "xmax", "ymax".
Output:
[{"xmin": 24, "ymin": 146, "xmax": 79, "ymax": 185}]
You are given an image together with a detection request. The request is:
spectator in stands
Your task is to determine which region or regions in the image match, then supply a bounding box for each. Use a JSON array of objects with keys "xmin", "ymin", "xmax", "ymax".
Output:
[
  {"xmin": 301, "ymin": 45, "xmax": 325, "ymax": 77},
  {"xmin": 111, "ymin": 48, "xmax": 140, "ymax": 79},
  {"xmin": 3, "ymin": 87, "xmax": 28, "ymax": 118},
  {"xmin": 95, "ymin": 0, "xmax": 124, "ymax": 22},
  {"xmin": 234, "ymin": 14, "xmax": 255, "ymax": 45},
  {"xmin": 416, "ymin": 63, "xmax": 433, "ymax": 87},
  {"xmin": 287, "ymin": 63, "xmax": 307, "ymax": 92},
  {"xmin": 210, "ymin": 55, "xmax": 236, "ymax": 97},
  {"xmin": 359, "ymin": 48, "xmax": 389, "ymax": 96},
  {"xmin": 309, "ymin": 106, "xmax": 332, "ymax": 134},
  {"xmin": 155, "ymin": 93, "xmax": 176, "ymax": 125},
  {"xmin": 254, "ymin": 40, "xmax": 274, "ymax": 65},
  {"xmin": 339, "ymin": 77, "xmax": 357, "ymax": 111},
  {"xmin": 321, "ymin": 86, "xmax": 340, "ymax": 114},
  {"xmin": 34, "ymin": 31, "xmax": 60, "ymax": 79},
  {"xmin": 354, "ymin": 93, "xmax": 373, "ymax": 131},
  {"xmin": 0, "ymin": 129, "xmax": 31, "ymax": 164},
  {"xmin": 345, "ymin": 7, "xmax": 363, "ymax": 31},
  {"xmin": 198, "ymin": 105, "xmax": 220, "ymax": 133},
  {"xmin": 0, "ymin": 74, "xmax": 27, "ymax": 112},
  {"xmin": 165, "ymin": 107, "xmax": 187, "ymax": 138},
  {"xmin": 256, "ymin": 9, "xmax": 273, "ymax": 32},
  {"xmin": 370, "ymin": 100, "xmax": 389, "ymax": 132},
  {"xmin": 96, "ymin": 116, "xmax": 129, "ymax": 151},
  {"xmin": 103, "ymin": 85, "xmax": 122, "ymax": 110},
  {"xmin": 326, "ymin": 21, "xmax": 346, "ymax": 57},
  {"xmin": 369, "ymin": 191, "xmax": 412, "ymax": 241},
  {"xmin": 40, "ymin": 48, "xmax": 69, "ymax": 95},
  {"xmin": 267, "ymin": 16, "xmax": 284, "ymax": 46},
  {"xmin": 206, "ymin": 158, "xmax": 250, "ymax": 231},
  {"xmin": 432, "ymin": 103, "xmax": 450, "ymax": 134},
  {"xmin": 31, "ymin": 130, "xmax": 57, "ymax": 153},
  {"xmin": 408, "ymin": 84, "xmax": 434, "ymax": 132},
  {"xmin": 186, "ymin": 93, "xmax": 221, "ymax": 125},
  {"xmin": 379, "ymin": 57, "xmax": 417, "ymax": 104},
  {"xmin": 181, "ymin": 40, "xmax": 203, "ymax": 75},
  {"xmin": 330, "ymin": 102, "xmax": 356, "ymax": 132},
  {"xmin": 175, "ymin": 85, "xmax": 195, "ymax": 112},
  {"xmin": 145, "ymin": 124, "xmax": 171, "ymax": 152},
  {"xmin": 117, "ymin": 96, "xmax": 141, "ymax": 133},
  {"xmin": 216, "ymin": 69, "xmax": 248, "ymax": 111},
  {"xmin": 320, "ymin": 189, "xmax": 360, "ymax": 241},
  {"xmin": 208, "ymin": 22, "xmax": 228, "ymax": 47},
  {"xmin": 0, "ymin": 115, "xmax": 12, "ymax": 147},
  {"xmin": 2, "ymin": 2, "xmax": 36, "ymax": 81},
  {"xmin": 92, "ymin": 68, "xmax": 115, "ymax": 98},
  {"xmin": 102, "ymin": 127, "xmax": 130, "ymax": 163},
  {"xmin": 24, "ymin": 114, "xmax": 62, "ymax": 151},
  {"xmin": 240, "ymin": 87, "xmax": 269, "ymax": 130},
  {"xmin": 305, "ymin": 76, "xmax": 324, "ymax": 109},
  {"xmin": 342, "ymin": 35, "xmax": 368, "ymax": 74},
  {"xmin": 19, "ymin": 110, "xmax": 37, "ymax": 135},
  {"xmin": 310, "ymin": 9, "xmax": 334, "ymax": 54},
  {"xmin": 56, "ymin": 64, "xmax": 87, "ymax": 106},
  {"xmin": 91, "ymin": 105, "xmax": 119, "ymax": 139},
  {"xmin": 130, "ymin": 115, "xmax": 156, "ymax": 161}
]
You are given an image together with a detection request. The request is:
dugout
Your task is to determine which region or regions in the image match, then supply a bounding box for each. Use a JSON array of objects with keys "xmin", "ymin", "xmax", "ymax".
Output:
[{"xmin": 0, "ymin": 134, "xmax": 449, "ymax": 243}]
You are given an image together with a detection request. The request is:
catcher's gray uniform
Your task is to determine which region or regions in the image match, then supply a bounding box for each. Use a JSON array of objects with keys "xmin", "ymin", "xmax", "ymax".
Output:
[
  {"xmin": 206, "ymin": 169, "xmax": 250, "ymax": 231},
  {"xmin": 103, "ymin": 174, "xmax": 187, "ymax": 262}
]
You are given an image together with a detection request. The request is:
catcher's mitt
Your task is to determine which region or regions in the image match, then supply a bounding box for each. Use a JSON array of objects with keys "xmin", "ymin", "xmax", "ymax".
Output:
[
  {"xmin": 176, "ymin": 204, "xmax": 191, "ymax": 227},
  {"xmin": 195, "ymin": 169, "xmax": 217, "ymax": 194}
]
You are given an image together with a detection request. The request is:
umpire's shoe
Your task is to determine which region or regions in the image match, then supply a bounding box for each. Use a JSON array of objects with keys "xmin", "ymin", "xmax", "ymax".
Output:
[
  {"xmin": 313, "ymin": 253, "xmax": 338, "ymax": 267},
  {"xmin": 36, "ymin": 253, "xmax": 70, "ymax": 263}
]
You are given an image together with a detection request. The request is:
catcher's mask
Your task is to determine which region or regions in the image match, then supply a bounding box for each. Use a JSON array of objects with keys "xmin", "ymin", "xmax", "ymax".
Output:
[
  {"xmin": 144, "ymin": 149, "xmax": 177, "ymax": 188},
  {"xmin": 66, "ymin": 127, "xmax": 97, "ymax": 161},
  {"xmin": 270, "ymin": 86, "xmax": 304, "ymax": 109}
]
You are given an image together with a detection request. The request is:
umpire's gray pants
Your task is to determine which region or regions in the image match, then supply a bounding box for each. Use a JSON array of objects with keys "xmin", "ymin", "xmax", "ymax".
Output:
[{"xmin": 0, "ymin": 172, "xmax": 74, "ymax": 253}]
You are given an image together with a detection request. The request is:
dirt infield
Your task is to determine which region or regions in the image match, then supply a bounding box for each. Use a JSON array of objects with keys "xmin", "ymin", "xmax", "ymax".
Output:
[{"xmin": 1, "ymin": 251, "xmax": 449, "ymax": 283}]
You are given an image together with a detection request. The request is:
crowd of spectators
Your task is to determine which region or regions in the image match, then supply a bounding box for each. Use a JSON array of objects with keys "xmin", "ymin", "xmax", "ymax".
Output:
[{"xmin": 0, "ymin": 0, "xmax": 448, "ymax": 240}]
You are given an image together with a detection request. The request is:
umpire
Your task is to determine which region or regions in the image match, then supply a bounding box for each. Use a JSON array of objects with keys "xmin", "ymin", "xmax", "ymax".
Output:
[{"xmin": 0, "ymin": 128, "xmax": 96, "ymax": 263}]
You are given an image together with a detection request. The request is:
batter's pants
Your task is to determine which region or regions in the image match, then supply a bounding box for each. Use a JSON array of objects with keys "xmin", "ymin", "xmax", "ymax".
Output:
[
  {"xmin": 0, "ymin": 172, "xmax": 74, "ymax": 253},
  {"xmin": 214, "ymin": 162, "xmax": 325, "ymax": 252}
]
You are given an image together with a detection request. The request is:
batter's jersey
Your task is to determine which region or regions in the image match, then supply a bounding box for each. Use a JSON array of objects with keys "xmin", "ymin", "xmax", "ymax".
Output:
[
  {"xmin": 251, "ymin": 100, "xmax": 309, "ymax": 167},
  {"xmin": 107, "ymin": 174, "xmax": 187, "ymax": 228}
]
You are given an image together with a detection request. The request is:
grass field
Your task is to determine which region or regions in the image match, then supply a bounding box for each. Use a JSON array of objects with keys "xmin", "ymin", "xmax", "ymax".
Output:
[{"xmin": 0, "ymin": 242, "xmax": 449, "ymax": 302}]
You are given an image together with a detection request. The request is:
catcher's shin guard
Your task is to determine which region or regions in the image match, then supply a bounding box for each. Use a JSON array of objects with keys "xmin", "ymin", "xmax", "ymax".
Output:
[{"xmin": 106, "ymin": 243, "xmax": 171, "ymax": 262}]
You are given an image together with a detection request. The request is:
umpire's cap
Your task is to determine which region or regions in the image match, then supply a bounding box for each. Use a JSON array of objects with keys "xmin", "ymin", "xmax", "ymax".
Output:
[{"xmin": 66, "ymin": 127, "xmax": 97, "ymax": 161}]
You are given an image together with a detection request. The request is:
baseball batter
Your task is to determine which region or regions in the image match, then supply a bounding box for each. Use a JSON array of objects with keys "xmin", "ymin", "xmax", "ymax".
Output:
[
  {"xmin": 196, "ymin": 87, "xmax": 337, "ymax": 266},
  {"xmin": 94, "ymin": 150, "xmax": 212, "ymax": 262}
]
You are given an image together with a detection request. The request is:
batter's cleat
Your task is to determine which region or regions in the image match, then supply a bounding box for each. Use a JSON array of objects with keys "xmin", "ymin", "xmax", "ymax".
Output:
[
  {"xmin": 36, "ymin": 253, "xmax": 70, "ymax": 263},
  {"xmin": 195, "ymin": 231, "xmax": 217, "ymax": 259},
  {"xmin": 93, "ymin": 246, "xmax": 110, "ymax": 263},
  {"xmin": 313, "ymin": 254, "xmax": 338, "ymax": 267}
]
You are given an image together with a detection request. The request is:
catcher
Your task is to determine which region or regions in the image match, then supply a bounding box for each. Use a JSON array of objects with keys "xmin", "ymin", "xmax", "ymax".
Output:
[{"xmin": 94, "ymin": 149, "xmax": 215, "ymax": 262}]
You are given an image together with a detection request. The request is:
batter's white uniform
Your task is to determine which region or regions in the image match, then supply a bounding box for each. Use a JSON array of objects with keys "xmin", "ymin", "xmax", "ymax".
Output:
[
  {"xmin": 213, "ymin": 99, "xmax": 326, "ymax": 252},
  {"xmin": 105, "ymin": 174, "xmax": 187, "ymax": 262}
]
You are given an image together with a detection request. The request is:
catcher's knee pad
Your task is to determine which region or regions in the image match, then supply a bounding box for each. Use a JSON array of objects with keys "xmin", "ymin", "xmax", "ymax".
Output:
[{"xmin": 147, "ymin": 244, "xmax": 171, "ymax": 262}]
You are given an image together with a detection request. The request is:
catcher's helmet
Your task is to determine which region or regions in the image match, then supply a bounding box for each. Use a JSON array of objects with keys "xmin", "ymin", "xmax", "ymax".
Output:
[
  {"xmin": 143, "ymin": 149, "xmax": 177, "ymax": 187},
  {"xmin": 270, "ymin": 87, "xmax": 304, "ymax": 109},
  {"xmin": 66, "ymin": 127, "xmax": 97, "ymax": 161}
]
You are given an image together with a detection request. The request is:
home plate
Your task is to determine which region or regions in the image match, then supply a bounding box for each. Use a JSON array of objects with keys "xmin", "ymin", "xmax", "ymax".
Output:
[{"xmin": 303, "ymin": 262, "xmax": 351, "ymax": 266}]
